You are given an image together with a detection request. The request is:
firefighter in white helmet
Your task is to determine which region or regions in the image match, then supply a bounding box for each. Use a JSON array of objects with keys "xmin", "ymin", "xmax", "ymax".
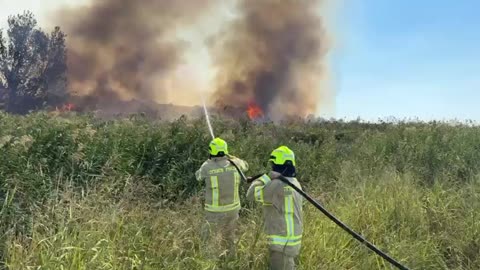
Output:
[
  {"xmin": 247, "ymin": 146, "xmax": 303, "ymax": 270},
  {"xmin": 195, "ymin": 137, "xmax": 249, "ymax": 260}
]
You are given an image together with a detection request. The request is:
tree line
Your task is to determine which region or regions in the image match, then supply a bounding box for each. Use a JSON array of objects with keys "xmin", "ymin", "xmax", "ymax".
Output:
[{"xmin": 0, "ymin": 11, "xmax": 68, "ymax": 114}]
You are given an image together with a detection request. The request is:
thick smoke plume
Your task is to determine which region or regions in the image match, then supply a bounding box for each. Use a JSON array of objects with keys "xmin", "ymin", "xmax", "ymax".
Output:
[
  {"xmin": 209, "ymin": 0, "xmax": 329, "ymax": 120},
  {"xmin": 57, "ymin": 0, "xmax": 215, "ymax": 109}
]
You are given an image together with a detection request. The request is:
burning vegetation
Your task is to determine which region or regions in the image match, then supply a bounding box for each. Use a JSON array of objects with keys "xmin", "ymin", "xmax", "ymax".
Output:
[
  {"xmin": 246, "ymin": 100, "xmax": 264, "ymax": 120},
  {"xmin": 1, "ymin": 1, "xmax": 330, "ymax": 120},
  {"xmin": 209, "ymin": 0, "xmax": 329, "ymax": 121},
  {"xmin": 56, "ymin": 0, "xmax": 329, "ymax": 120}
]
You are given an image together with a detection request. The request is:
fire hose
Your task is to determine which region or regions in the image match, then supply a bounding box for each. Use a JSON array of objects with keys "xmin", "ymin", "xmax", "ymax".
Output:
[
  {"xmin": 201, "ymin": 100, "xmax": 409, "ymax": 270},
  {"xmin": 227, "ymin": 161, "xmax": 410, "ymax": 270}
]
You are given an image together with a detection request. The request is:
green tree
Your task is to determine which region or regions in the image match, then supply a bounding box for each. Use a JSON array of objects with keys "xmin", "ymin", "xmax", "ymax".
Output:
[{"xmin": 0, "ymin": 11, "xmax": 68, "ymax": 114}]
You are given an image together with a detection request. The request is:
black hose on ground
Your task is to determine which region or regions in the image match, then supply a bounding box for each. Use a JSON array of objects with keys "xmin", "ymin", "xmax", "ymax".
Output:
[
  {"xmin": 228, "ymin": 165, "xmax": 410, "ymax": 270},
  {"xmin": 275, "ymin": 175, "xmax": 410, "ymax": 270}
]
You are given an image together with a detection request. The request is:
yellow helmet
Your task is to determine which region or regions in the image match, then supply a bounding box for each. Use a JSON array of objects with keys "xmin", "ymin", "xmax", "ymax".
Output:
[
  {"xmin": 209, "ymin": 137, "xmax": 228, "ymax": 156},
  {"xmin": 269, "ymin": 146, "xmax": 295, "ymax": 166}
]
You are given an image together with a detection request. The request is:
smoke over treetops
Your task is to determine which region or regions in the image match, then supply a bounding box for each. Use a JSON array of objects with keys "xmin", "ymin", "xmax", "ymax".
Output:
[{"xmin": 54, "ymin": 0, "xmax": 331, "ymax": 119}]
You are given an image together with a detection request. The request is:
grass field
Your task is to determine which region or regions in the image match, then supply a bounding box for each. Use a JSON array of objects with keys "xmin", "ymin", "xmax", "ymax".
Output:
[{"xmin": 1, "ymin": 112, "xmax": 479, "ymax": 269}]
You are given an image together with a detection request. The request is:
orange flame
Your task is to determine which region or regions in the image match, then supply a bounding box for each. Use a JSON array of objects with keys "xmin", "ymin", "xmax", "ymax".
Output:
[
  {"xmin": 64, "ymin": 103, "xmax": 75, "ymax": 111},
  {"xmin": 246, "ymin": 101, "xmax": 264, "ymax": 120},
  {"xmin": 55, "ymin": 103, "xmax": 76, "ymax": 112}
]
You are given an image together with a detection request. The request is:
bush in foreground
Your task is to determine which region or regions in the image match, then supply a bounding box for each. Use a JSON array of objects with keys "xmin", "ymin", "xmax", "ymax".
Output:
[{"xmin": 1, "ymin": 112, "xmax": 480, "ymax": 269}]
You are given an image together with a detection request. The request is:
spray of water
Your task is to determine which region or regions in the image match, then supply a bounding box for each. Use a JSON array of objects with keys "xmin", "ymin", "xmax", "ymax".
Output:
[{"xmin": 201, "ymin": 95, "xmax": 215, "ymax": 139}]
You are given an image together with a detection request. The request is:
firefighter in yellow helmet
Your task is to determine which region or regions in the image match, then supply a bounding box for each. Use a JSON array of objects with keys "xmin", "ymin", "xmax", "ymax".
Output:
[
  {"xmin": 195, "ymin": 137, "xmax": 249, "ymax": 260},
  {"xmin": 246, "ymin": 146, "xmax": 303, "ymax": 270}
]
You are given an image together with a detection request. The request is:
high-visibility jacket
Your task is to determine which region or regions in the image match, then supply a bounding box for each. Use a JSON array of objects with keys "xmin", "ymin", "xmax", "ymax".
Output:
[
  {"xmin": 196, "ymin": 156, "xmax": 249, "ymax": 213},
  {"xmin": 247, "ymin": 172, "xmax": 303, "ymax": 256}
]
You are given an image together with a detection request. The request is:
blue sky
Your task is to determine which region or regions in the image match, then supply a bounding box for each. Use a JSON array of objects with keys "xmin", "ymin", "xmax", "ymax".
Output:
[{"xmin": 332, "ymin": 0, "xmax": 480, "ymax": 121}]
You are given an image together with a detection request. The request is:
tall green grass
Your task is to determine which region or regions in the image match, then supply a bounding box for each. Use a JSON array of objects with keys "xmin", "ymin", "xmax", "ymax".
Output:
[{"xmin": 1, "ymin": 112, "xmax": 480, "ymax": 269}]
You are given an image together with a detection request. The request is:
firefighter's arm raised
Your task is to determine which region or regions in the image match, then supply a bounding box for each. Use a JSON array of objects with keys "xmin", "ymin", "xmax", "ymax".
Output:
[
  {"xmin": 228, "ymin": 155, "xmax": 249, "ymax": 172},
  {"xmin": 246, "ymin": 174, "xmax": 272, "ymax": 203}
]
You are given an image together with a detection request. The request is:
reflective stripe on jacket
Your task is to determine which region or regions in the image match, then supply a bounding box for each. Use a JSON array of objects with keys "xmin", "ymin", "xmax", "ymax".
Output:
[
  {"xmin": 196, "ymin": 156, "xmax": 249, "ymax": 212},
  {"xmin": 246, "ymin": 172, "xmax": 303, "ymax": 256}
]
